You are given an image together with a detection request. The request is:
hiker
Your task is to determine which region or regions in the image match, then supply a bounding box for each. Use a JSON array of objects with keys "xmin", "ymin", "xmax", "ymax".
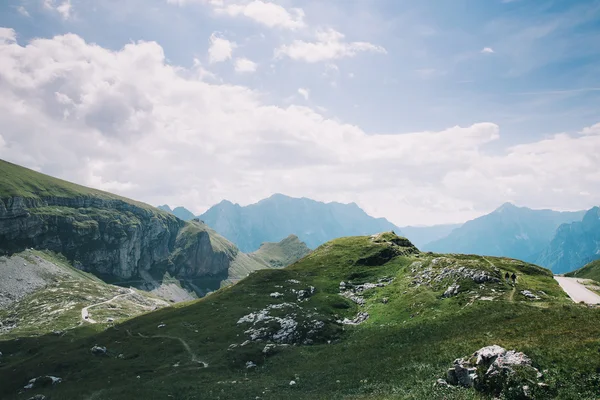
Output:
[
  {"xmin": 504, "ymin": 272, "xmax": 510, "ymax": 283},
  {"xmin": 511, "ymin": 273, "xmax": 517, "ymax": 285}
]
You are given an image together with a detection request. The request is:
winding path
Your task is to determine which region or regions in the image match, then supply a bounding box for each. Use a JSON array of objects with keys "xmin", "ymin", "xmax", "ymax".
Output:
[
  {"xmin": 81, "ymin": 288, "xmax": 135, "ymax": 323},
  {"xmin": 133, "ymin": 331, "xmax": 208, "ymax": 367},
  {"xmin": 554, "ymin": 277, "xmax": 600, "ymax": 305}
]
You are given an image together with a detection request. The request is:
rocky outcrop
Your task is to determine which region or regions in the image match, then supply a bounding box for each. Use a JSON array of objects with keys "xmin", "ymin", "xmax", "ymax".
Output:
[{"xmin": 444, "ymin": 345, "xmax": 549, "ymax": 398}]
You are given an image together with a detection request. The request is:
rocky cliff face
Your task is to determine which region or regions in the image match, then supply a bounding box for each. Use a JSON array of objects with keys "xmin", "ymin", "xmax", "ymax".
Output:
[
  {"xmin": 0, "ymin": 195, "xmax": 235, "ymax": 281},
  {"xmin": 536, "ymin": 206, "xmax": 600, "ymax": 273}
]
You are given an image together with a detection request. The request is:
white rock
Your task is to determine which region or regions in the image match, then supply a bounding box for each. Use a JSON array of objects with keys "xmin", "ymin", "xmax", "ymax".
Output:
[{"xmin": 289, "ymin": 380, "xmax": 296, "ymax": 386}]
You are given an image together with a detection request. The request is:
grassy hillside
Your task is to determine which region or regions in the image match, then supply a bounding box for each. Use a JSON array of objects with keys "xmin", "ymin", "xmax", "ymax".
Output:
[
  {"xmin": 566, "ymin": 259, "xmax": 600, "ymax": 282},
  {"xmin": 250, "ymin": 235, "xmax": 312, "ymax": 268},
  {"xmin": 0, "ymin": 159, "xmax": 159, "ymax": 212},
  {"xmin": 0, "ymin": 250, "xmax": 169, "ymax": 338},
  {"xmin": 2, "ymin": 233, "xmax": 599, "ymax": 399}
]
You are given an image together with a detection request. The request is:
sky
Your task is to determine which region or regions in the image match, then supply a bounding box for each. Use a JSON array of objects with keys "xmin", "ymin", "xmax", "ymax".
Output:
[{"xmin": 0, "ymin": 0, "xmax": 599, "ymax": 226}]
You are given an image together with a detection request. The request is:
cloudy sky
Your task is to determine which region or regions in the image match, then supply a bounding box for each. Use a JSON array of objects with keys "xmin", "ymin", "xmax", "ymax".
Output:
[{"xmin": 1, "ymin": 0, "xmax": 599, "ymax": 226}]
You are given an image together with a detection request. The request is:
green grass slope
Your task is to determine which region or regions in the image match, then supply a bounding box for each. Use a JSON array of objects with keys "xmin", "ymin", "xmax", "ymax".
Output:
[
  {"xmin": 1, "ymin": 233, "xmax": 599, "ymax": 400},
  {"xmin": 566, "ymin": 259, "xmax": 600, "ymax": 282},
  {"xmin": 250, "ymin": 234, "xmax": 312, "ymax": 268},
  {"xmin": 0, "ymin": 159, "xmax": 156, "ymax": 211}
]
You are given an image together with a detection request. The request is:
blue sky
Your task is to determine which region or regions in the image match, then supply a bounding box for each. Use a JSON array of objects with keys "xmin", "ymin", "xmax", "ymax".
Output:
[{"xmin": 1, "ymin": 0, "xmax": 599, "ymax": 225}]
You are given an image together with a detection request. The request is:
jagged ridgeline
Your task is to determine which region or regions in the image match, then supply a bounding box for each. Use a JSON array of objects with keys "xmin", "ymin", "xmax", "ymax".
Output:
[
  {"xmin": 0, "ymin": 160, "xmax": 305, "ymax": 297},
  {"xmin": 2, "ymin": 231, "xmax": 600, "ymax": 399}
]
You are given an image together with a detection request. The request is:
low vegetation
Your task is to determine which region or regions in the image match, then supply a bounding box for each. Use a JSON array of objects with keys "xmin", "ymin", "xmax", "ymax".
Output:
[
  {"xmin": 0, "ymin": 250, "xmax": 168, "ymax": 339},
  {"xmin": 1, "ymin": 233, "xmax": 599, "ymax": 399},
  {"xmin": 566, "ymin": 259, "xmax": 600, "ymax": 282}
]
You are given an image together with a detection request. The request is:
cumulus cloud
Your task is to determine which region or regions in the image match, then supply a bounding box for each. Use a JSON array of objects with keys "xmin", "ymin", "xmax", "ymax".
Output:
[
  {"xmin": 0, "ymin": 28, "xmax": 16, "ymax": 44},
  {"xmin": 234, "ymin": 57, "xmax": 258, "ymax": 73},
  {"xmin": 167, "ymin": 0, "xmax": 305, "ymax": 30},
  {"xmin": 208, "ymin": 33, "xmax": 236, "ymax": 63},
  {"xmin": 276, "ymin": 28, "xmax": 387, "ymax": 63},
  {"xmin": 0, "ymin": 29, "xmax": 598, "ymax": 225},
  {"xmin": 297, "ymin": 88, "xmax": 309, "ymax": 100},
  {"xmin": 481, "ymin": 47, "xmax": 495, "ymax": 54}
]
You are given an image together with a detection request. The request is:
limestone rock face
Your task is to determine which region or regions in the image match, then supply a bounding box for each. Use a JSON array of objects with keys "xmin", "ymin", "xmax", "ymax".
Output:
[{"xmin": 0, "ymin": 195, "xmax": 235, "ymax": 282}]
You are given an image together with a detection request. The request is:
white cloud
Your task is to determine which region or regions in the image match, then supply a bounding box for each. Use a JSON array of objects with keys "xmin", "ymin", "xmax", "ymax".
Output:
[
  {"xmin": 234, "ymin": 57, "xmax": 257, "ymax": 73},
  {"xmin": 217, "ymin": 0, "xmax": 305, "ymax": 30},
  {"xmin": 297, "ymin": 88, "xmax": 309, "ymax": 100},
  {"xmin": 0, "ymin": 28, "xmax": 16, "ymax": 44},
  {"xmin": 208, "ymin": 33, "xmax": 236, "ymax": 63},
  {"xmin": 56, "ymin": 0, "xmax": 72, "ymax": 20},
  {"xmin": 43, "ymin": 0, "xmax": 73, "ymax": 20},
  {"xmin": 481, "ymin": 47, "xmax": 495, "ymax": 54},
  {"xmin": 167, "ymin": 0, "xmax": 305, "ymax": 30},
  {"xmin": 276, "ymin": 28, "xmax": 387, "ymax": 63},
  {"xmin": 581, "ymin": 123, "xmax": 600, "ymax": 135},
  {"xmin": 17, "ymin": 6, "xmax": 31, "ymax": 17},
  {"xmin": 0, "ymin": 29, "xmax": 599, "ymax": 225}
]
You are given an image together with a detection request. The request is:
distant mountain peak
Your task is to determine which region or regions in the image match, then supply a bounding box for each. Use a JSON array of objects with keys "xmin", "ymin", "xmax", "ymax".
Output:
[
  {"xmin": 157, "ymin": 204, "xmax": 172, "ymax": 213},
  {"xmin": 495, "ymin": 202, "xmax": 518, "ymax": 212}
]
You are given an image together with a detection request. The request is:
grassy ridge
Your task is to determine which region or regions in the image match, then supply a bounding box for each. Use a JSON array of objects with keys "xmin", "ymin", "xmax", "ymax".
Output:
[
  {"xmin": 250, "ymin": 235, "xmax": 312, "ymax": 268},
  {"xmin": 566, "ymin": 259, "xmax": 600, "ymax": 282},
  {"xmin": 1, "ymin": 234, "xmax": 599, "ymax": 399},
  {"xmin": 0, "ymin": 159, "xmax": 161, "ymax": 213}
]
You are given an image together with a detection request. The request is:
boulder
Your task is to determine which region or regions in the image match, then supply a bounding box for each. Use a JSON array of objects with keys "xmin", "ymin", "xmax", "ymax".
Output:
[
  {"xmin": 443, "ymin": 345, "xmax": 546, "ymax": 398},
  {"xmin": 91, "ymin": 345, "xmax": 107, "ymax": 355}
]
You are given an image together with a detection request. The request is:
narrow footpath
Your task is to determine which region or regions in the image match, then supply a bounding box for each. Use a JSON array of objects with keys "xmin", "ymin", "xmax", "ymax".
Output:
[{"xmin": 81, "ymin": 288, "xmax": 135, "ymax": 323}]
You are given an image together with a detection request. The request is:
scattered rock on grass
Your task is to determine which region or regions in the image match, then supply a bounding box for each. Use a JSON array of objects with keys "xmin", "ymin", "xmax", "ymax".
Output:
[
  {"xmin": 24, "ymin": 376, "xmax": 62, "ymax": 390},
  {"xmin": 27, "ymin": 395, "xmax": 46, "ymax": 400},
  {"xmin": 91, "ymin": 345, "xmax": 107, "ymax": 355},
  {"xmin": 262, "ymin": 343, "xmax": 277, "ymax": 355},
  {"xmin": 521, "ymin": 290, "xmax": 541, "ymax": 300},
  {"xmin": 443, "ymin": 284, "xmax": 460, "ymax": 298},
  {"xmin": 340, "ymin": 312, "xmax": 369, "ymax": 325},
  {"xmin": 246, "ymin": 361, "xmax": 256, "ymax": 369}
]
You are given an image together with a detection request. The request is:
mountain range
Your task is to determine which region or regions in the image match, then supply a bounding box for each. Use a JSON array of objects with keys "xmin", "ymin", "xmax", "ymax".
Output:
[
  {"xmin": 424, "ymin": 203, "xmax": 586, "ymax": 263},
  {"xmin": 3, "ymin": 159, "xmax": 600, "ymax": 399},
  {"xmin": 0, "ymin": 160, "xmax": 309, "ymax": 300},
  {"xmin": 197, "ymin": 194, "xmax": 403, "ymax": 252},
  {"xmin": 160, "ymin": 197, "xmax": 600, "ymax": 273}
]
